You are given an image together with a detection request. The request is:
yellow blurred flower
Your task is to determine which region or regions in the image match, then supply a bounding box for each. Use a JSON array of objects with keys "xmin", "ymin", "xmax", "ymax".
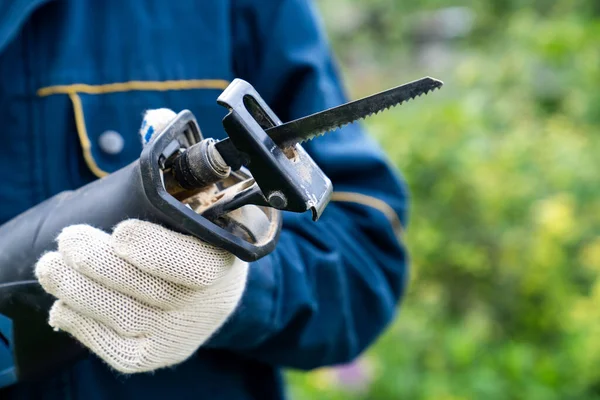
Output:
[
  {"xmin": 579, "ymin": 237, "xmax": 600, "ymax": 272},
  {"xmin": 534, "ymin": 193, "xmax": 576, "ymax": 239},
  {"xmin": 308, "ymin": 368, "xmax": 336, "ymax": 391}
]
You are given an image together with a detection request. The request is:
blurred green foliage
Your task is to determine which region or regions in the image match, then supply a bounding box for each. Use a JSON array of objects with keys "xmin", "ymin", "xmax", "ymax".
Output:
[{"xmin": 288, "ymin": 1, "xmax": 600, "ymax": 399}]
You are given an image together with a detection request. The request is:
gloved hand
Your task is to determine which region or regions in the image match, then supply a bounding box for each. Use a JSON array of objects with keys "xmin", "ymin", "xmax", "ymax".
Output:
[{"xmin": 34, "ymin": 109, "xmax": 249, "ymax": 374}]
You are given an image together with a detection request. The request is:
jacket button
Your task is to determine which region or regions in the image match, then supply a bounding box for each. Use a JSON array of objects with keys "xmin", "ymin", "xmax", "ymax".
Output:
[{"xmin": 98, "ymin": 130, "xmax": 125, "ymax": 155}]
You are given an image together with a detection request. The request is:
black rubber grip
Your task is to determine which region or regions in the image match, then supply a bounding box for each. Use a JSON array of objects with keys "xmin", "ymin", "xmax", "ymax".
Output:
[{"xmin": 0, "ymin": 161, "xmax": 169, "ymax": 382}]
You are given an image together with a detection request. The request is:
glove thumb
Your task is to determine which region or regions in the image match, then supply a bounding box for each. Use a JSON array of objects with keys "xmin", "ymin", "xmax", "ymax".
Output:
[{"xmin": 140, "ymin": 108, "xmax": 177, "ymax": 145}]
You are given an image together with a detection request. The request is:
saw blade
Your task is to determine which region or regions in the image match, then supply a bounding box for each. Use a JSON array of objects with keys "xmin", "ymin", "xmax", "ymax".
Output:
[{"xmin": 266, "ymin": 76, "xmax": 443, "ymax": 148}]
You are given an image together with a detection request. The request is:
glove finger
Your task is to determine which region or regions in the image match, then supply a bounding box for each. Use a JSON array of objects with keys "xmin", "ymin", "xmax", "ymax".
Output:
[
  {"xmin": 49, "ymin": 301, "xmax": 153, "ymax": 374},
  {"xmin": 36, "ymin": 252, "xmax": 160, "ymax": 337},
  {"xmin": 57, "ymin": 224, "xmax": 199, "ymax": 310},
  {"xmin": 112, "ymin": 219, "xmax": 235, "ymax": 288}
]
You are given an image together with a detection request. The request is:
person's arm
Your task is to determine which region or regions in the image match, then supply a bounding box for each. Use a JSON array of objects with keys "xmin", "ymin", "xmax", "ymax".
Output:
[{"xmin": 206, "ymin": 0, "xmax": 410, "ymax": 369}]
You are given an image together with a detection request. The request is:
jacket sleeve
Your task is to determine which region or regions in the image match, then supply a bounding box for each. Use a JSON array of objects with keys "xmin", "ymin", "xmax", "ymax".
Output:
[
  {"xmin": 206, "ymin": 0, "xmax": 410, "ymax": 369},
  {"xmin": 0, "ymin": 315, "xmax": 16, "ymax": 386}
]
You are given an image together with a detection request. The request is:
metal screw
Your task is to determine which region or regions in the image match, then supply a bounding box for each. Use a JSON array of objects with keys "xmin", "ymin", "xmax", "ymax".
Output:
[{"xmin": 268, "ymin": 191, "xmax": 287, "ymax": 208}]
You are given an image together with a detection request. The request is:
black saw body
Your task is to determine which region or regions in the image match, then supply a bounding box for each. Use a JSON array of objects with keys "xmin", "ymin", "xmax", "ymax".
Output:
[{"xmin": 0, "ymin": 77, "xmax": 443, "ymax": 382}]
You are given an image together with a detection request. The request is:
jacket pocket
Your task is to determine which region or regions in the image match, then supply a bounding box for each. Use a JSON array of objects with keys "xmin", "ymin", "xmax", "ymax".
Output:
[{"xmin": 38, "ymin": 79, "xmax": 230, "ymax": 179}]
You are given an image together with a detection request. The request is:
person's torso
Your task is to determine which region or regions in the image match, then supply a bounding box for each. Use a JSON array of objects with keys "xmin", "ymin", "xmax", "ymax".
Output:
[{"xmin": 0, "ymin": 1, "xmax": 283, "ymax": 398}]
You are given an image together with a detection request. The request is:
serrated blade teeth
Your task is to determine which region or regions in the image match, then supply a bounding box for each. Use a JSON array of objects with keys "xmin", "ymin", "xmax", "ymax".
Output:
[{"xmin": 266, "ymin": 76, "xmax": 443, "ymax": 147}]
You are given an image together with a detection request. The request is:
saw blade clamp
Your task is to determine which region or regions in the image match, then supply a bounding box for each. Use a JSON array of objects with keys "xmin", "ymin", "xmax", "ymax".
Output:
[
  {"xmin": 213, "ymin": 79, "xmax": 333, "ymax": 221},
  {"xmin": 150, "ymin": 79, "xmax": 332, "ymax": 261}
]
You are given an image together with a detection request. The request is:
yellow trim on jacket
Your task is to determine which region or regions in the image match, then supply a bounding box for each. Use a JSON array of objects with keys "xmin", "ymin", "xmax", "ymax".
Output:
[
  {"xmin": 37, "ymin": 79, "xmax": 230, "ymax": 96},
  {"xmin": 331, "ymin": 191, "xmax": 404, "ymax": 237}
]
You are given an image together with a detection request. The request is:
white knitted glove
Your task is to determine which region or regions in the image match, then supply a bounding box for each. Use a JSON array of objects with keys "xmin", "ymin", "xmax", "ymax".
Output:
[
  {"xmin": 35, "ymin": 221, "xmax": 248, "ymax": 373},
  {"xmin": 34, "ymin": 109, "xmax": 249, "ymax": 374}
]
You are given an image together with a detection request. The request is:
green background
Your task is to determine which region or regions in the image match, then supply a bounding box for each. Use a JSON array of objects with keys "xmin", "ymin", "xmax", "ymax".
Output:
[{"xmin": 288, "ymin": 1, "xmax": 600, "ymax": 398}]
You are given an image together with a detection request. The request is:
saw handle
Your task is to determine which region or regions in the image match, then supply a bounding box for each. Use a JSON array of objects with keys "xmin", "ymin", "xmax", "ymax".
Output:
[
  {"xmin": 0, "ymin": 161, "xmax": 163, "ymax": 382},
  {"xmin": 0, "ymin": 111, "xmax": 282, "ymax": 382}
]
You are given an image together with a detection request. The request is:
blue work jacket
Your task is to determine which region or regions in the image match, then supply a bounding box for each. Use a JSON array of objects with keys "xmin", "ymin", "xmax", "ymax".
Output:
[{"xmin": 0, "ymin": 0, "xmax": 409, "ymax": 398}]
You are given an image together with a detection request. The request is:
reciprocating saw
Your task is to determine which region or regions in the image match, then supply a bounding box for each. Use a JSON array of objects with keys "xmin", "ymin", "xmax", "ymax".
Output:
[{"xmin": 0, "ymin": 77, "xmax": 443, "ymax": 381}]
